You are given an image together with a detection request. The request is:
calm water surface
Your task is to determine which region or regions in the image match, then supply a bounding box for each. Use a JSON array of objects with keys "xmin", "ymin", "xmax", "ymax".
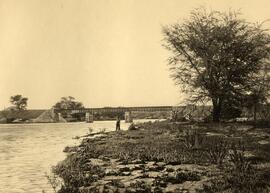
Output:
[{"xmin": 0, "ymin": 120, "xmax": 154, "ymax": 193}]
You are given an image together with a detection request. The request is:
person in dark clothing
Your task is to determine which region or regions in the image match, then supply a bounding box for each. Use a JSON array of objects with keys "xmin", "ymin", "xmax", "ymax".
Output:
[{"xmin": 116, "ymin": 117, "xmax": 121, "ymax": 131}]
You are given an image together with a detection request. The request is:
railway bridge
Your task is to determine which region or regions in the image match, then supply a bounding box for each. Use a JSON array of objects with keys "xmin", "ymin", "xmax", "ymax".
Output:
[{"xmin": 54, "ymin": 106, "xmax": 174, "ymax": 123}]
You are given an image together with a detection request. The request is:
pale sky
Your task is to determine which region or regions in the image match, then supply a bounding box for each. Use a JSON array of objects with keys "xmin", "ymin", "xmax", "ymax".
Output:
[{"xmin": 0, "ymin": 0, "xmax": 270, "ymax": 109}]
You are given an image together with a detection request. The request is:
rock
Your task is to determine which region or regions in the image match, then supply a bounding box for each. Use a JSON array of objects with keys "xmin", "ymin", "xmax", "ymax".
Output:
[
  {"xmin": 153, "ymin": 178, "xmax": 167, "ymax": 188},
  {"xmin": 165, "ymin": 173, "xmax": 178, "ymax": 184},
  {"xmin": 148, "ymin": 171, "xmax": 160, "ymax": 178},
  {"xmin": 117, "ymin": 165, "xmax": 130, "ymax": 172},
  {"xmin": 92, "ymin": 174, "xmax": 99, "ymax": 181},
  {"xmin": 236, "ymin": 117, "xmax": 248, "ymax": 122},
  {"xmin": 258, "ymin": 140, "xmax": 269, "ymax": 145},
  {"xmin": 146, "ymin": 161, "xmax": 156, "ymax": 167},
  {"xmin": 237, "ymin": 125, "xmax": 253, "ymax": 132},
  {"xmin": 141, "ymin": 172, "xmax": 150, "ymax": 178},
  {"xmin": 128, "ymin": 123, "xmax": 138, "ymax": 130},
  {"xmin": 105, "ymin": 180, "xmax": 125, "ymax": 189},
  {"xmin": 103, "ymin": 185, "xmax": 117, "ymax": 193},
  {"xmin": 89, "ymin": 158, "xmax": 107, "ymax": 166},
  {"xmin": 134, "ymin": 164, "xmax": 144, "ymax": 170},
  {"xmin": 206, "ymin": 132, "xmax": 225, "ymax": 136},
  {"xmin": 92, "ymin": 179, "xmax": 110, "ymax": 186},
  {"xmin": 148, "ymin": 165, "xmax": 165, "ymax": 172},
  {"xmin": 121, "ymin": 171, "xmax": 131, "ymax": 176},
  {"xmin": 105, "ymin": 169, "xmax": 120, "ymax": 176},
  {"xmin": 98, "ymin": 155, "xmax": 111, "ymax": 161},
  {"xmin": 131, "ymin": 170, "xmax": 144, "ymax": 178},
  {"xmin": 167, "ymin": 172, "xmax": 176, "ymax": 179},
  {"xmin": 131, "ymin": 159, "xmax": 144, "ymax": 164},
  {"xmin": 244, "ymin": 151, "xmax": 255, "ymax": 158},
  {"xmin": 248, "ymin": 131, "xmax": 270, "ymax": 139},
  {"xmin": 165, "ymin": 167, "xmax": 175, "ymax": 172},
  {"xmin": 156, "ymin": 162, "xmax": 166, "ymax": 167}
]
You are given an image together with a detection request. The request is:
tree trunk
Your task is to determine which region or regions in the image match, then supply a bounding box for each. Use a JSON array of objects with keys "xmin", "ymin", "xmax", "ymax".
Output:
[{"xmin": 212, "ymin": 98, "xmax": 222, "ymax": 122}]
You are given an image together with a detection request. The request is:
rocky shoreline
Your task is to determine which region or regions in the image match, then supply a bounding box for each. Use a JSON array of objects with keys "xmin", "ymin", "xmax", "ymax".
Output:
[
  {"xmin": 52, "ymin": 121, "xmax": 270, "ymax": 193},
  {"xmin": 75, "ymin": 157, "xmax": 220, "ymax": 193}
]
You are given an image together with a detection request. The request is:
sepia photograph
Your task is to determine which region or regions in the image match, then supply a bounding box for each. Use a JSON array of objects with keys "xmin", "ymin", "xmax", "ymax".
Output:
[{"xmin": 0, "ymin": 0, "xmax": 270, "ymax": 192}]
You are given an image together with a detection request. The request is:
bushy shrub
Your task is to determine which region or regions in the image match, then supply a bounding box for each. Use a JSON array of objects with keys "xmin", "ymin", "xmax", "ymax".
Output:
[
  {"xmin": 163, "ymin": 171, "xmax": 201, "ymax": 184},
  {"xmin": 53, "ymin": 153, "xmax": 104, "ymax": 193},
  {"xmin": 204, "ymin": 136, "xmax": 229, "ymax": 165},
  {"xmin": 229, "ymin": 141, "xmax": 251, "ymax": 172},
  {"xmin": 198, "ymin": 166, "xmax": 269, "ymax": 193},
  {"xmin": 183, "ymin": 129, "xmax": 205, "ymax": 149},
  {"xmin": 198, "ymin": 141, "xmax": 270, "ymax": 193}
]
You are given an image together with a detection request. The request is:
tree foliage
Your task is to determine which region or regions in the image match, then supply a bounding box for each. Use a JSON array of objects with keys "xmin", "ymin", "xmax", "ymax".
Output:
[
  {"xmin": 163, "ymin": 8, "xmax": 270, "ymax": 122},
  {"xmin": 53, "ymin": 96, "xmax": 84, "ymax": 110},
  {"xmin": 10, "ymin": 94, "xmax": 28, "ymax": 110}
]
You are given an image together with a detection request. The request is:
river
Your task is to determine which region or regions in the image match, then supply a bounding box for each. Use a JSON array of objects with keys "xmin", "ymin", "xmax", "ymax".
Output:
[{"xmin": 0, "ymin": 119, "xmax": 155, "ymax": 193}]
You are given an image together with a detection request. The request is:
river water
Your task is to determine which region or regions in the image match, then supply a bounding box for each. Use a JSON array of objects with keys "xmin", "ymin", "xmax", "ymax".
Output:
[{"xmin": 0, "ymin": 120, "xmax": 154, "ymax": 193}]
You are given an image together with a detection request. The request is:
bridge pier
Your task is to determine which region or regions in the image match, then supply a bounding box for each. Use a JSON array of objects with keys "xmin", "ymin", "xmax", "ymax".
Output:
[
  {"xmin": 57, "ymin": 113, "xmax": 62, "ymax": 122},
  {"xmin": 124, "ymin": 111, "xmax": 133, "ymax": 123},
  {"xmin": 85, "ymin": 112, "xmax": 94, "ymax": 123}
]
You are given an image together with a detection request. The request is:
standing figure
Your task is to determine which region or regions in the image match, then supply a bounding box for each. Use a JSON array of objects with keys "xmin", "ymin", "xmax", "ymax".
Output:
[{"xmin": 116, "ymin": 116, "xmax": 121, "ymax": 131}]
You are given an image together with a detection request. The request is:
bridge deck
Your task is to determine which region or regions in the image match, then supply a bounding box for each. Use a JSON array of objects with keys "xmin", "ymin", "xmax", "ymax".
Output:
[{"xmin": 55, "ymin": 106, "xmax": 175, "ymax": 114}]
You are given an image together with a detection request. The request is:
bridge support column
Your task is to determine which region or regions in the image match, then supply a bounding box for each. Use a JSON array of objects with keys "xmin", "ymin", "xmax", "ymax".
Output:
[
  {"xmin": 85, "ymin": 112, "xmax": 94, "ymax": 123},
  {"xmin": 57, "ymin": 113, "xmax": 62, "ymax": 122},
  {"xmin": 125, "ymin": 111, "xmax": 133, "ymax": 123}
]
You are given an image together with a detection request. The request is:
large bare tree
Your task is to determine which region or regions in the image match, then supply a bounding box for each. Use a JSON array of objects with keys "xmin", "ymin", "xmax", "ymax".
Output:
[{"xmin": 163, "ymin": 9, "xmax": 270, "ymax": 122}]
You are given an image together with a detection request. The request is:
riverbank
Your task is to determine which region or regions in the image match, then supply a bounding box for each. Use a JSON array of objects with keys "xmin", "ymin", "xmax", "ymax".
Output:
[{"xmin": 52, "ymin": 121, "xmax": 270, "ymax": 193}]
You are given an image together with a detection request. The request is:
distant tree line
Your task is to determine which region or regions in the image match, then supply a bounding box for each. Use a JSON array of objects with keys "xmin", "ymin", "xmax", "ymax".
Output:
[
  {"xmin": 0, "ymin": 95, "xmax": 86, "ymax": 122},
  {"xmin": 3, "ymin": 95, "xmax": 84, "ymax": 112}
]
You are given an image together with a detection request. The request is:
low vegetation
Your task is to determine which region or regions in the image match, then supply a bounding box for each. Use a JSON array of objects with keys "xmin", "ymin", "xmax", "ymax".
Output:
[{"xmin": 48, "ymin": 121, "xmax": 270, "ymax": 193}]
